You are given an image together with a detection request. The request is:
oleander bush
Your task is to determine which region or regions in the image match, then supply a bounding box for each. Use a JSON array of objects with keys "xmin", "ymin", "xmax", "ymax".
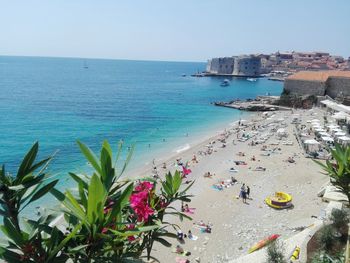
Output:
[
  {"xmin": 0, "ymin": 141, "xmax": 193, "ymax": 262},
  {"xmin": 265, "ymin": 241, "xmax": 287, "ymax": 263},
  {"xmin": 330, "ymin": 208, "xmax": 349, "ymax": 231}
]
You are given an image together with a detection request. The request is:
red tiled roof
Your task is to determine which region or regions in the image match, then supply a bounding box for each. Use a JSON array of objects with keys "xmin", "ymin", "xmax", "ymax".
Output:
[{"xmin": 287, "ymin": 70, "xmax": 350, "ymax": 82}]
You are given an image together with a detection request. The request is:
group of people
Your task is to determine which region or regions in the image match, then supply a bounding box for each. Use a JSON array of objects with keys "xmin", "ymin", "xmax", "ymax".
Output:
[{"xmin": 239, "ymin": 183, "xmax": 250, "ymax": 204}]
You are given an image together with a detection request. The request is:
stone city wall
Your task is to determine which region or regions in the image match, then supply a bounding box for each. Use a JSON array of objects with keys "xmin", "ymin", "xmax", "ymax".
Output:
[
  {"xmin": 284, "ymin": 79, "xmax": 326, "ymax": 96},
  {"xmin": 325, "ymin": 77, "xmax": 350, "ymax": 98}
]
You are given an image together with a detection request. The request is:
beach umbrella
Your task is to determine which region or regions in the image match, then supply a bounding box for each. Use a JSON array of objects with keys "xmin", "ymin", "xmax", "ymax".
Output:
[
  {"xmin": 321, "ymin": 136, "xmax": 334, "ymax": 142},
  {"xmin": 304, "ymin": 139, "xmax": 320, "ymax": 144},
  {"xmin": 334, "ymin": 131, "xmax": 346, "ymax": 137},
  {"xmin": 314, "ymin": 128, "xmax": 325, "ymax": 132},
  {"xmin": 319, "ymin": 132, "xmax": 330, "ymax": 136}
]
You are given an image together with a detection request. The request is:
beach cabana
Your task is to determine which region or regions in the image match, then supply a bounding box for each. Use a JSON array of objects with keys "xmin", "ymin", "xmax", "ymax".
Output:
[
  {"xmin": 314, "ymin": 128, "xmax": 326, "ymax": 132},
  {"xmin": 334, "ymin": 131, "xmax": 346, "ymax": 137},
  {"xmin": 321, "ymin": 136, "xmax": 334, "ymax": 143},
  {"xmin": 276, "ymin": 128, "xmax": 288, "ymax": 138},
  {"xmin": 303, "ymin": 139, "xmax": 321, "ymax": 152},
  {"xmin": 338, "ymin": 136, "xmax": 350, "ymax": 145},
  {"xmin": 319, "ymin": 132, "xmax": 330, "ymax": 137}
]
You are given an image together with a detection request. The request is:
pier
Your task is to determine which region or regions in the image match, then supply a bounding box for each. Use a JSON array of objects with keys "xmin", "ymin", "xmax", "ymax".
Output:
[{"xmin": 213, "ymin": 96, "xmax": 291, "ymax": 111}]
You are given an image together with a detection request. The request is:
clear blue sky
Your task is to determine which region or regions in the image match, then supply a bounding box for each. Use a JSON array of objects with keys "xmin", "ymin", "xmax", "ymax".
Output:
[{"xmin": 0, "ymin": 0, "xmax": 349, "ymax": 62}]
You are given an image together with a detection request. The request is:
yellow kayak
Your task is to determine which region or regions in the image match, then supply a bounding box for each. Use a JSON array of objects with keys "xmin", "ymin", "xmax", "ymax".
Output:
[
  {"xmin": 248, "ymin": 234, "xmax": 280, "ymax": 253},
  {"xmin": 290, "ymin": 246, "xmax": 300, "ymax": 261}
]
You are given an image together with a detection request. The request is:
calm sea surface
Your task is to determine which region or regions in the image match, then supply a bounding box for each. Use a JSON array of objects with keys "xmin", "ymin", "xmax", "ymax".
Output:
[{"xmin": 0, "ymin": 56, "xmax": 282, "ymax": 191}]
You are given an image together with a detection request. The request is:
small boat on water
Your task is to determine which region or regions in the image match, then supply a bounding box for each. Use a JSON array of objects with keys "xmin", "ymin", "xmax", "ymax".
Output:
[
  {"xmin": 182, "ymin": 73, "xmax": 186, "ymax": 77},
  {"xmin": 248, "ymin": 234, "xmax": 280, "ymax": 253},
  {"xmin": 220, "ymin": 79, "xmax": 230, "ymax": 87},
  {"xmin": 247, "ymin": 78, "xmax": 257, "ymax": 82}
]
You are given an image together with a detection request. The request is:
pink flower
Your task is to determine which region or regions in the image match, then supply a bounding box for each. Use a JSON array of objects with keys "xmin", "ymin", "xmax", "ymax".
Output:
[
  {"xmin": 129, "ymin": 181, "xmax": 155, "ymax": 222},
  {"xmin": 135, "ymin": 181, "xmax": 154, "ymax": 192},
  {"xmin": 130, "ymin": 191, "xmax": 148, "ymax": 208},
  {"xmin": 133, "ymin": 204, "xmax": 154, "ymax": 222}
]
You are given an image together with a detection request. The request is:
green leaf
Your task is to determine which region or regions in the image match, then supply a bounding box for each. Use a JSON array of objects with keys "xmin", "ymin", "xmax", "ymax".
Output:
[
  {"xmin": 16, "ymin": 142, "xmax": 39, "ymax": 180},
  {"xmin": 87, "ymin": 174, "xmax": 107, "ymax": 224},
  {"xmin": 118, "ymin": 144, "xmax": 134, "ymax": 179},
  {"xmin": 153, "ymin": 237, "xmax": 172, "ymax": 247},
  {"xmin": 0, "ymin": 246, "xmax": 22, "ymax": 262},
  {"xmin": 69, "ymin": 172, "xmax": 88, "ymax": 190},
  {"xmin": 0, "ymin": 218, "xmax": 24, "ymax": 246},
  {"xmin": 47, "ymin": 223, "xmax": 82, "ymax": 261},
  {"xmin": 27, "ymin": 180, "xmax": 59, "ymax": 205},
  {"xmin": 77, "ymin": 141, "xmax": 102, "ymax": 175},
  {"xmin": 100, "ymin": 147, "xmax": 113, "ymax": 189},
  {"xmin": 50, "ymin": 188, "xmax": 87, "ymax": 226}
]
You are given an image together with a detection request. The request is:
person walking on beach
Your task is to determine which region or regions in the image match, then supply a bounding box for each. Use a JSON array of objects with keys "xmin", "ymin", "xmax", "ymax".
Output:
[
  {"xmin": 246, "ymin": 186, "xmax": 250, "ymax": 199},
  {"xmin": 240, "ymin": 184, "xmax": 247, "ymax": 203}
]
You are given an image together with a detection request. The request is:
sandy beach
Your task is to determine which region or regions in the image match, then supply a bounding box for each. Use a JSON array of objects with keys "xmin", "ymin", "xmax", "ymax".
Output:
[{"xmin": 130, "ymin": 108, "xmax": 330, "ymax": 263}]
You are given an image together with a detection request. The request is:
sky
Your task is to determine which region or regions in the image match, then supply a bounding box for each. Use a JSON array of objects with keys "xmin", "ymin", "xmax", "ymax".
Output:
[{"xmin": 0, "ymin": 0, "xmax": 349, "ymax": 62}]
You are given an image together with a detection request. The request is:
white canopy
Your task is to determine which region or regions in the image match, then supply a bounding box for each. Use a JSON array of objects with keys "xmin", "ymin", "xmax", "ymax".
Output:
[
  {"xmin": 322, "ymin": 136, "xmax": 334, "ymax": 142},
  {"xmin": 304, "ymin": 139, "xmax": 320, "ymax": 145},
  {"xmin": 320, "ymin": 100, "xmax": 350, "ymax": 114},
  {"xmin": 330, "ymin": 128, "xmax": 342, "ymax": 132},
  {"xmin": 338, "ymin": 136, "xmax": 350, "ymax": 141},
  {"xmin": 319, "ymin": 132, "xmax": 331, "ymax": 136},
  {"xmin": 332, "ymin": 111, "xmax": 350, "ymax": 120},
  {"xmin": 334, "ymin": 131, "xmax": 346, "ymax": 137},
  {"xmin": 277, "ymin": 128, "xmax": 286, "ymax": 134},
  {"xmin": 315, "ymin": 128, "xmax": 326, "ymax": 132},
  {"xmin": 327, "ymin": 124, "xmax": 340, "ymax": 129}
]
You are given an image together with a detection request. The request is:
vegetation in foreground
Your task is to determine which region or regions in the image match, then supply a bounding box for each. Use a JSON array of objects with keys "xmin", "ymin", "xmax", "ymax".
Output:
[{"xmin": 0, "ymin": 141, "xmax": 193, "ymax": 262}]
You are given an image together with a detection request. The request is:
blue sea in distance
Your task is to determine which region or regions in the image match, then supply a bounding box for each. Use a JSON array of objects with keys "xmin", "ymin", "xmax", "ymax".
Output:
[{"xmin": 0, "ymin": 56, "xmax": 282, "ymax": 194}]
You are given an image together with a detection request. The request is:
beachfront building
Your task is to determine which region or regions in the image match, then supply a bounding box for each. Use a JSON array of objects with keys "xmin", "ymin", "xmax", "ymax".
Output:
[
  {"xmin": 206, "ymin": 55, "xmax": 261, "ymax": 77},
  {"xmin": 283, "ymin": 70, "xmax": 350, "ymax": 104}
]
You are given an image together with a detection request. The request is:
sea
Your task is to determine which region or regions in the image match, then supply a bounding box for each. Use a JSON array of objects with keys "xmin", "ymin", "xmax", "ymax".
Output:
[{"xmin": 0, "ymin": 56, "xmax": 283, "ymax": 197}]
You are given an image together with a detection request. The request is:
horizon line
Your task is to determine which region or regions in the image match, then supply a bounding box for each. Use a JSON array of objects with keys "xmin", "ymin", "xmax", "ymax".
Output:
[{"xmin": 0, "ymin": 54, "xmax": 206, "ymax": 64}]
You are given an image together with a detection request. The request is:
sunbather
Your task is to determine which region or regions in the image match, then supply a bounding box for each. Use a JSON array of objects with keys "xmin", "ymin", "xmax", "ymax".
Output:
[{"xmin": 254, "ymin": 166, "xmax": 266, "ymax": 171}]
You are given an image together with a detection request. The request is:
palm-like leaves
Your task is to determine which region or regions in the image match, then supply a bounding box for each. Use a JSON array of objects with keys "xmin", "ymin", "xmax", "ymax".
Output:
[{"xmin": 315, "ymin": 143, "xmax": 350, "ymax": 205}]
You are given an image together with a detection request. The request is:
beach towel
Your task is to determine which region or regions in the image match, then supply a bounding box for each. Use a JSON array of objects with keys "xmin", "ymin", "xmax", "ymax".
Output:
[
  {"xmin": 175, "ymin": 257, "xmax": 190, "ymax": 263},
  {"xmin": 184, "ymin": 208, "xmax": 196, "ymax": 214},
  {"xmin": 189, "ymin": 234, "xmax": 198, "ymax": 241}
]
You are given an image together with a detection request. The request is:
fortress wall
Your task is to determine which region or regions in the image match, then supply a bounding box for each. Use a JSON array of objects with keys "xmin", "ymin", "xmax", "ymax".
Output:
[
  {"xmin": 232, "ymin": 57, "xmax": 261, "ymax": 76},
  {"xmin": 284, "ymin": 79, "xmax": 326, "ymax": 96},
  {"xmin": 326, "ymin": 77, "xmax": 350, "ymax": 98}
]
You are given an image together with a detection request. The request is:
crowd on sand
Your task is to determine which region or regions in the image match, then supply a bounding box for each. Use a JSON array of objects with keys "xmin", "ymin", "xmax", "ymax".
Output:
[{"xmin": 127, "ymin": 108, "xmax": 334, "ymax": 263}]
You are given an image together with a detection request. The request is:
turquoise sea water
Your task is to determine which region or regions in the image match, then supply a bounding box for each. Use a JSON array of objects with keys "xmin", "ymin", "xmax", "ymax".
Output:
[{"xmin": 0, "ymin": 56, "xmax": 282, "ymax": 191}]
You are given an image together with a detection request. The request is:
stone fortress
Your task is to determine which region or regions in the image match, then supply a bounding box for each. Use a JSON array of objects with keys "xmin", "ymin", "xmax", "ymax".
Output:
[
  {"xmin": 206, "ymin": 55, "xmax": 261, "ymax": 76},
  {"xmin": 283, "ymin": 71, "xmax": 350, "ymax": 105},
  {"xmin": 205, "ymin": 51, "xmax": 350, "ymax": 77}
]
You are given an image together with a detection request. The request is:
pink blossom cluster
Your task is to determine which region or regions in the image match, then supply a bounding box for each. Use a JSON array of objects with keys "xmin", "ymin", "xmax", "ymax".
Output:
[{"xmin": 130, "ymin": 181, "xmax": 154, "ymax": 222}]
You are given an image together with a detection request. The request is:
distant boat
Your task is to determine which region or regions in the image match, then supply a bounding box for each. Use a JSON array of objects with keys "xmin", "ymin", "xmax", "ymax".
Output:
[
  {"xmin": 247, "ymin": 78, "xmax": 257, "ymax": 82},
  {"xmin": 220, "ymin": 79, "xmax": 230, "ymax": 87},
  {"xmin": 83, "ymin": 60, "xmax": 88, "ymax": 69},
  {"xmin": 182, "ymin": 73, "xmax": 186, "ymax": 77}
]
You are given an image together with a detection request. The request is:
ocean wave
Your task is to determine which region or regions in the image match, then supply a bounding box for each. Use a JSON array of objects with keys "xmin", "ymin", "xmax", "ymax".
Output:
[{"xmin": 174, "ymin": 143, "xmax": 190, "ymax": 153}]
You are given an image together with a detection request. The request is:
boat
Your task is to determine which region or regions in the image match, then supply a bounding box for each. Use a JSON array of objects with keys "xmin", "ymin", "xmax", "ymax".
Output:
[
  {"xmin": 247, "ymin": 78, "xmax": 257, "ymax": 82},
  {"xmin": 265, "ymin": 192, "xmax": 293, "ymax": 209},
  {"xmin": 220, "ymin": 79, "xmax": 230, "ymax": 87},
  {"xmin": 289, "ymin": 246, "xmax": 300, "ymax": 261},
  {"xmin": 83, "ymin": 60, "xmax": 88, "ymax": 69},
  {"xmin": 248, "ymin": 234, "xmax": 280, "ymax": 253},
  {"xmin": 181, "ymin": 73, "xmax": 186, "ymax": 77}
]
